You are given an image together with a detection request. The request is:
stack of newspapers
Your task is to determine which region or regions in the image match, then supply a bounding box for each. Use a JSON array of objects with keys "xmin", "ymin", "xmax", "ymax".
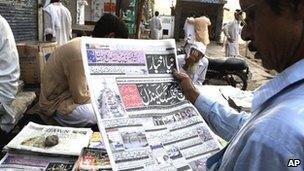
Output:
[{"xmin": 0, "ymin": 122, "xmax": 93, "ymax": 170}]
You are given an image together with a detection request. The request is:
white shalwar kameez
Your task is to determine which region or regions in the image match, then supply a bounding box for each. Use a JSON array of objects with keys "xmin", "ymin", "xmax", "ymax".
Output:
[
  {"xmin": 150, "ymin": 16, "xmax": 162, "ymax": 40},
  {"xmin": 183, "ymin": 17, "xmax": 196, "ymax": 43},
  {"xmin": 43, "ymin": 2, "xmax": 72, "ymax": 46},
  {"xmin": 0, "ymin": 15, "xmax": 20, "ymax": 131},
  {"xmin": 77, "ymin": 0, "xmax": 88, "ymax": 25},
  {"xmin": 177, "ymin": 42, "xmax": 209, "ymax": 85},
  {"xmin": 223, "ymin": 20, "xmax": 242, "ymax": 57}
]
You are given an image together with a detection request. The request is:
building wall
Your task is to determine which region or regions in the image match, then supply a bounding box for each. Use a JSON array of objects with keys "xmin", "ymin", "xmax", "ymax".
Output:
[
  {"xmin": 64, "ymin": 0, "xmax": 117, "ymax": 24},
  {"xmin": 85, "ymin": 0, "xmax": 92, "ymax": 21},
  {"xmin": 0, "ymin": 0, "xmax": 38, "ymax": 41},
  {"xmin": 64, "ymin": 0, "xmax": 77, "ymax": 24},
  {"xmin": 154, "ymin": 0, "xmax": 176, "ymax": 15}
]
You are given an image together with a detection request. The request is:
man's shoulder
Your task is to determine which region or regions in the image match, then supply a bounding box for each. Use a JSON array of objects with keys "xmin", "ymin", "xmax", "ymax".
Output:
[
  {"xmin": 225, "ymin": 21, "xmax": 234, "ymax": 26},
  {"xmin": 0, "ymin": 15, "xmax": 8, "ymax": 31},
  {"xmin": 198, "ymin": 57, "xmax": 208, "ymax": 66},
  {"xmin": 53, "ymin": 38, "xmax": 82, "ymax": 60},
  {"xmin": 60, "ymin": 4, "xmax": 71, "ymax": 14},
  {"xmin": 61, "ymin": 37, "xmax": 81, "ymax": 49},
  {"xmin": 197, "ymin": 16, "xmax": 208, "ymax": 20},
  {"xmin": 253, "ymin": 109, "xmax": 304, "ymax": 130},
  {"xmin": 0, "ymin": 17, "xmax": 5, "ymax": 34},
  {"xmin": 63, "ymin": 6, "xmax": 70, "ymax": 12},
  {"xmin": 202, "ymin": 16, "xmax": 210, "ymax": 20},
  {"xmin": 256, "ymin": 95, "xmax": 304, "ymax": 129},
  {"xmin": 246, "ymin": 105, "xmax": 304, "ymax": 153},
  {"xmin": 0, "ymin": 15, "xmax": 4, "ymax": 23}
]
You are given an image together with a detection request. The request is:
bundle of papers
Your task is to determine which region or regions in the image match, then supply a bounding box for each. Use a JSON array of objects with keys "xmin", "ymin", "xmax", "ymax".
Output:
[{"xmin": 4, "ymin": 122, "xmax": 93, "ymax": 156}]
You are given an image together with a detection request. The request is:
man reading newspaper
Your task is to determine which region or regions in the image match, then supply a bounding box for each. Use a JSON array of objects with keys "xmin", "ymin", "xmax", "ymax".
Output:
[
  {"xmin": 173, "ymin": 0, "xmax": 304, "ymax": 170},
  {"xmin": 177, "ymin": 41, "xmax": 209, "ymax": 85}
]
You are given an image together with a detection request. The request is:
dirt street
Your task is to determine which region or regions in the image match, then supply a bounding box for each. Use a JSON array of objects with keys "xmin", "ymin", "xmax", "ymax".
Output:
[{"xmin": 177, "ymin": 40, "xmax": 274, "ymax": 91}]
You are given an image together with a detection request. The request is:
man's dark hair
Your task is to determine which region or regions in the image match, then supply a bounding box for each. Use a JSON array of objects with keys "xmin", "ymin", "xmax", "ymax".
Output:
[
  {"xmin": 155, "ymin": 11, "xmax": 160, "ymax": 16},
  {"xmin": 265, "ymin": 0, "xmax": 301, "ymax": 14},
  {"xmin": 190, "ymin": 12, "xmax": 196, "ymax": 18},
  {"xmin": 50, "ymin": 0, "xmax": 60, "ymax": 3},
  {"xmin": 92, "ymin": 13, "xmax": 129, "ymax": 38},
  {"xmin": 235, "ymin": 9, "xmax": 243, "ymax": 15}
]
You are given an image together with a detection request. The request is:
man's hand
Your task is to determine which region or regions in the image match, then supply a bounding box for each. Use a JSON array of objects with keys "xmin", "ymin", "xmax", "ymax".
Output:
[
  {"xmin": 183, "ymin": 57, "xmax": 195, "ymax": 71},
  {"xmin": 45, "ymin": 34, "xmax": 53, "ymax": 41},
  {"xmin": 183, "ymin": 48, "xmax": 202, "ymax": 72},
  {"xmin": 173, "ymin": 69, "xmax": 200, "ymax": 104}
]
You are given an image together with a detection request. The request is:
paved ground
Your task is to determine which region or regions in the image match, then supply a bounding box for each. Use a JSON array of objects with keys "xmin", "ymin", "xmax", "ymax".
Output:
[{"xmin": 176, "ymin": 40, "xmax": 273, "ymax": 91}]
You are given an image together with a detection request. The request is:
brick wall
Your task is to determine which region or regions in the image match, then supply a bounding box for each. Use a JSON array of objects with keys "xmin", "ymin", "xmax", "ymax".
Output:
[{"xmin": 0, "ymin": 0, "xmax": 38, "ymax": 42}]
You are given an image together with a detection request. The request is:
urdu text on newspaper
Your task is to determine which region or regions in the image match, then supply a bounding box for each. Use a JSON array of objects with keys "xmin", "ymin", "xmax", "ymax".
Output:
[{"xmin": 81, "ymin": 37, "xmax": 221, "ymax": 171}]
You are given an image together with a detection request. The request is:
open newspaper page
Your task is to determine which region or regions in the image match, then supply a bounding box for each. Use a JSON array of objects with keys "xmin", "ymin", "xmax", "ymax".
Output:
[
  {"xmin": 81, "ymin": 37, "xmax": 221, "ymax": 171},
  {"xmin": 5, "ymin": 122, "xmax": 92, "ymax": 156}
]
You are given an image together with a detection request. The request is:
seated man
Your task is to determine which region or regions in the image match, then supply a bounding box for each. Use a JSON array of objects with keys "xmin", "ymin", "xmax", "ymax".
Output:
[
  {"xmin": 39, "ymin": 14, "xmax": 129, "ymax": 127},
  {"xmin": 0, "ymin": 15, "xmax": 20, "ymax": 130},
  {"xmin": 177, "ymin": 42, "xmax": 208, "ymax": 85}
]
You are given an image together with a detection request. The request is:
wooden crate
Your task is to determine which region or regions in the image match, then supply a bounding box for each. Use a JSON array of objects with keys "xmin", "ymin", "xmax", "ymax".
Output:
[{"xmin": 17, "ymin": 41, "xmax": 57, "ymax": 85}]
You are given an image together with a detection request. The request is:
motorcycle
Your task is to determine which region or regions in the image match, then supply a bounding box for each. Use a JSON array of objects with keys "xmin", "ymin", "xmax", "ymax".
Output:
[
  {"xmin": 177, "ymin": 38, "xmax": 250, "ymax": 90},
  {"xmin": 205, "ymin": 57, "xmax": 250, "ymax": 90}
]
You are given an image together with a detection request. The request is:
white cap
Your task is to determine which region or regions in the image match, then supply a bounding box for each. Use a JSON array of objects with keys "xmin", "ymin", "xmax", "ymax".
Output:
[{"xmin": 188, "ymin": 41, "xmax": 206, "ymax": 55}]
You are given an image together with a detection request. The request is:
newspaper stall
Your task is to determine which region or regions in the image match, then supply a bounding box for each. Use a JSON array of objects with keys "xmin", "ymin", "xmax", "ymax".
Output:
[
  {"xmin": 81, "ymin": 37, "xmax": 222, "ymax": 171},
  {"xmin": 1, "ymin": 122, "xmax": 93, "ymax": 170}
]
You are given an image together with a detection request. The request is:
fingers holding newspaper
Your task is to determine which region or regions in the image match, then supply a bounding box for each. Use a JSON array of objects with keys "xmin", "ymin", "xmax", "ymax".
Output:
[{"xmin": 173, "ymin": 69, "xmax": 200, "ymax": 104}]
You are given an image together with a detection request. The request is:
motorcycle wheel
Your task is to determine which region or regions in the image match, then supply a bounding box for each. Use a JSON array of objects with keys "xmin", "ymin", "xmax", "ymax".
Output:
[{"xmin": 226, "ymin": 72, "xmax": 248, "ymax": 90}]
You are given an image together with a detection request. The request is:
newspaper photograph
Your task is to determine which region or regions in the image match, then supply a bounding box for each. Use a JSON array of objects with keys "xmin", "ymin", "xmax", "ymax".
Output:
[
  {"xmin": 73, "ymin": 147, "xmax": 111, "ymax": 171},
  {"xmin": 81, "ymin": 37, "xmax": 221, "ymax": 170},
  {"xmin": 5, "ymin": 122, "xmax": 93, "ymax": 156},
  {"xmin": 88, "ymin": 132, "xmax": 106, "ymax": 149}
]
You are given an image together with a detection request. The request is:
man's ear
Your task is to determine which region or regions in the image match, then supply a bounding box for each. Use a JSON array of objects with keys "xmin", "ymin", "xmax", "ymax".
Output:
[{"xmin": 107, "ymin": 32, "xmax": 115, "ymax": 38}]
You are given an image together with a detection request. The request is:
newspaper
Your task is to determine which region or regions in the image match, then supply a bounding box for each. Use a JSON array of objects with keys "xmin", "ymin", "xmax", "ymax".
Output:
[
  {"xmin": 81, "ymin": 37, "xmax": 221, "ymax": 171},
  {"xmin": 196, "ymin": 85, "xmax": 253, "ymax": 113},
  {"xmin": 5, "ymin": 122, "xmax": 93, "ymax": 156},
  {"xmin": 0, "ymin": 152, "xmax": 76, "ymax": 171}
]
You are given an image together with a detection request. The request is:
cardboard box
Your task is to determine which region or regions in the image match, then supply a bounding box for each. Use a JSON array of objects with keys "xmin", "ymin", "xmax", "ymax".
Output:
[{"xmin": 17, "ymin": 41, "xmax": 57, "ymax": 85}]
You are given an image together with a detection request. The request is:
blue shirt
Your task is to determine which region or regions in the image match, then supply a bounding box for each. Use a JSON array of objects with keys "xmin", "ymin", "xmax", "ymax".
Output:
[{"xmin": 195, "ymin": 59, "xmax": 304, "ymax": 170}]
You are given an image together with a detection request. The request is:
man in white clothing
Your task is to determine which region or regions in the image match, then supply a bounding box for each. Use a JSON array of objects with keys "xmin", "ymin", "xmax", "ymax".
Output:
[
  {"xmin": 43, "ymin": 0, "xmax": 72, "ymax": 46},
  {"xmin": 150, "ymin": 11, "xmax": 162, "ymax": 40},
  {"xmin": 77, "ymin": 0, "xmax": 88, "ymax": 25},
  {"xmin": 187, "ymin": 15, "xmax": 211, "ymax": 46},
  {"xmin": 183, "ymin": 14, "xmax": 196, "ymax": 43},
  {"xmin": 223, "ymin": 10, "xmax": 243, "ymax": 57},
  {"xmin": 177, "ymin": 42, "xmax": 208, "ymax": 85},
  {"xmin": 0, "ymin": 15, "xmax": 20, "ymax": 129}
]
